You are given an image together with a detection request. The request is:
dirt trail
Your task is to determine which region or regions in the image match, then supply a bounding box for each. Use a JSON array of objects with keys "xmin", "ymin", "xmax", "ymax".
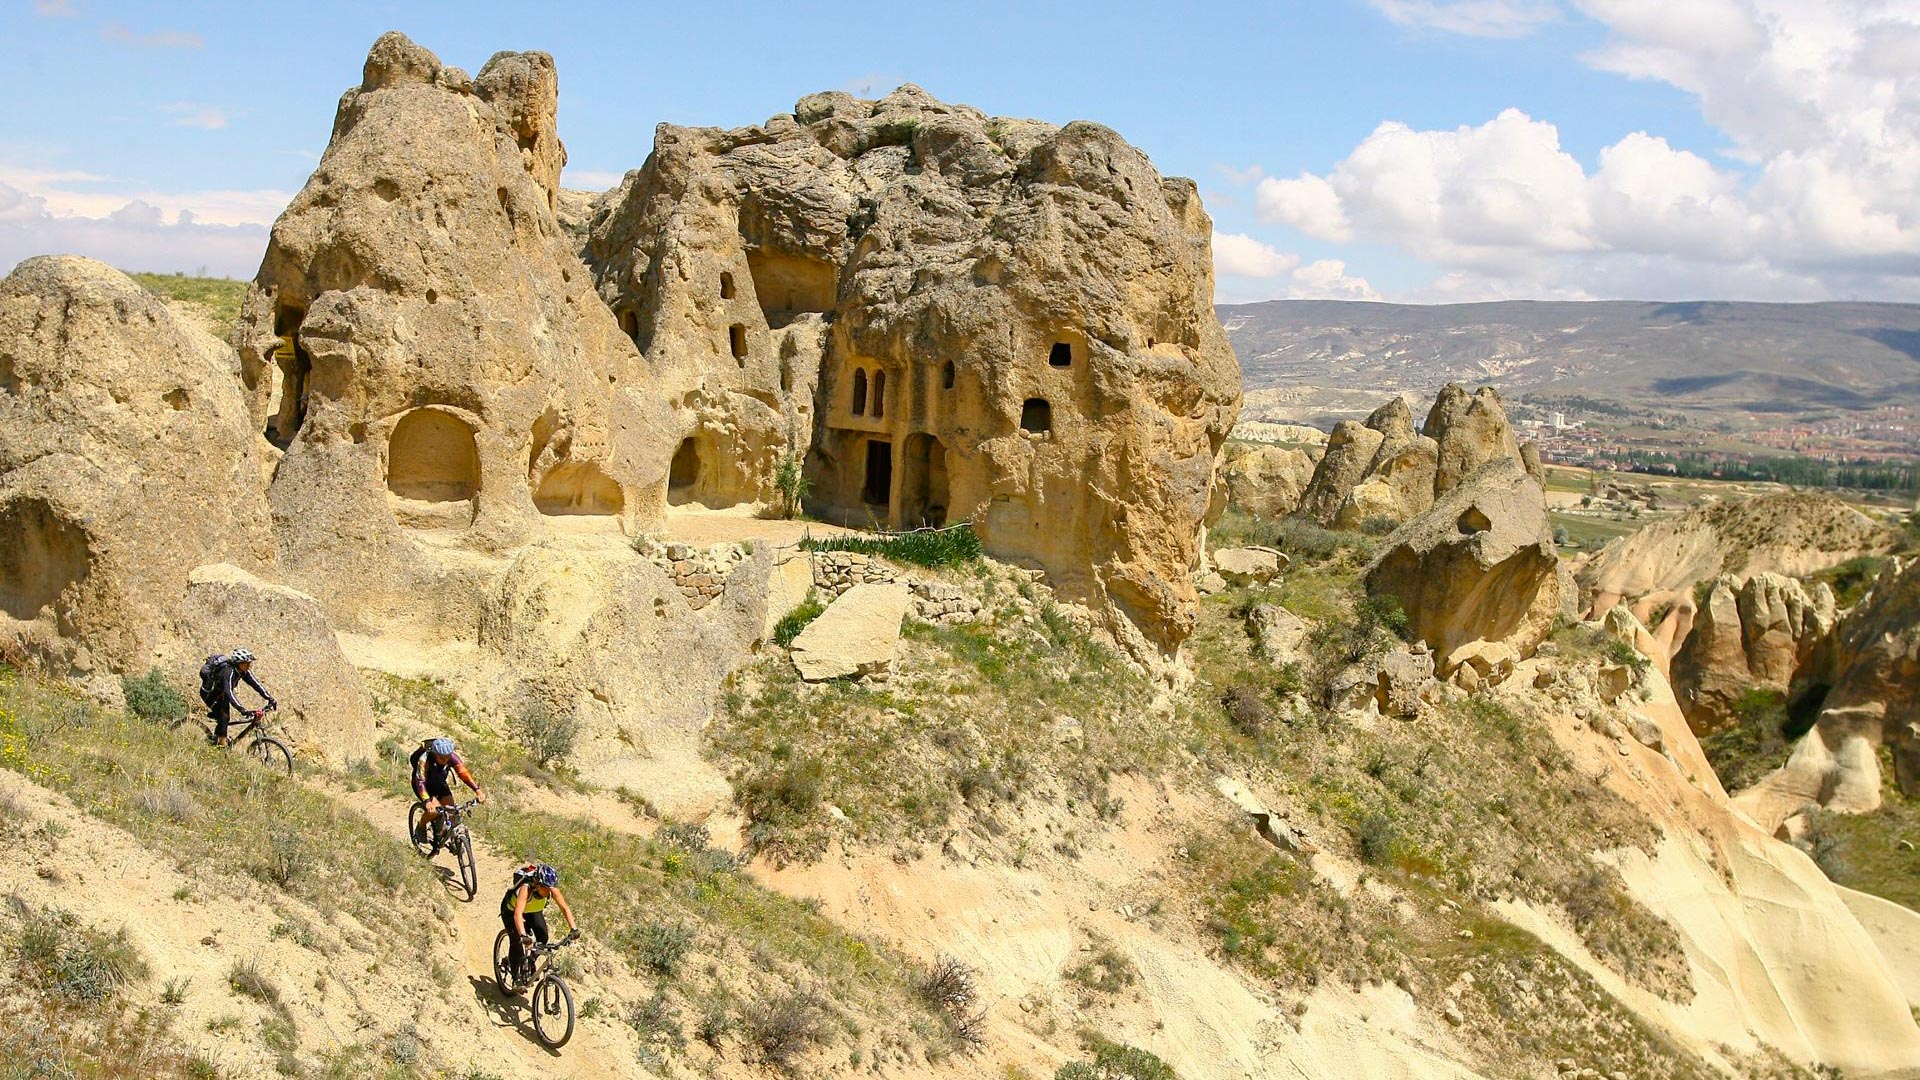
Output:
[{"xmin": 318, "ymin": 781, "xmax": 653, "ymax": 1080}]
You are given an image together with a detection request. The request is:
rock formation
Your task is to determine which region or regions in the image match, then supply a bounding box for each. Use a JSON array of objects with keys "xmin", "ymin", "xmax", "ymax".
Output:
[
  {"xmin": 237, "ymin": 32, "xmax": 671, "ymax": 631},
  {"xmin": 1364, "ymin": 457, "xmax": 1572, "ymax": 669},
  {"xmin": 1580, "ymin": 491, "xmax": 1895, "ymax": 618},
  {"xmin": 1669, "ymin": 572, "xmax": 1835, "ymax": 732},
  {"xmin": 1220, "ymin": 443, "xmax": 1315, "ymax": 517},
  {"xmin": 0, "ymin": 256, "xmax": 373, "ymax": 755},
  {"xmin": 577, "ymin": 84, "xmax": 1241, "ymax": 653},
  {"xmin": 1298, "ymin": 385, "xmax": 1533, "ymax": 529}
]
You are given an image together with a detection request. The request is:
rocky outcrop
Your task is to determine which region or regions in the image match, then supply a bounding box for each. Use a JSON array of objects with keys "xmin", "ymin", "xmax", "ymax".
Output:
[
  {"xmin": 239, "ymin": 33, "xmax": 669, "ymax": 630},
  {"xmin": 1299, "ymin": 386, "xmax": 1533, "ymax": 530},
  {"xmin": 1731, "ymin": 558, "xmax": 1919, "ymax": 829},
  {"xmin": 1212, "ymin": 547, "xmax": 1286, "ymax": 586},
  {"xmin": 1221, "ymin": 444, "xmax": 1315, "ymax": 517},
  {"xmin": 1423, "ymin": 383, "xmax": 1521, "ymax": 496},
  {"xmin": 1580, "ymin": 491, "xmax": 1896, "ymax": 618},
  {"xmin": 1365, "ymin": 458, "xmax": 1571, "ymax": 667},
  {"xmin": 1670, "ymin": 573, "xmax": 1836, "ymax": 733},
  {"xmin": 0, "ymin": 257, "xmax": 278, "ymax": 685},
  {"xmin": 579, "ymin": 84, "xmax": 1240, "ymax": 654}
]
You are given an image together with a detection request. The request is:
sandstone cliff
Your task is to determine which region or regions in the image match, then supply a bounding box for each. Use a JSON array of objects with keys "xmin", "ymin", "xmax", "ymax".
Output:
[
  {"xmin": 0, "ymin": 256, "xmax": 373, "ymax": 755},
  {"xmin": 238, "ymin": 33, "xmax": 671, "ymax": 632},
  {"xmin": 578, "ymin": 86, "xmax": 1241, "ymax": 652}
]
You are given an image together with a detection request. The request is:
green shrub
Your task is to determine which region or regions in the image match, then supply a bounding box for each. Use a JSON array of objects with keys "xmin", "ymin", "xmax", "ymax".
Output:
[
  {"xmin": 1056, "ymin": 1036, "xmax": 1179, "ymax": 1080},
  {"xmin": 803, "ymin": 524, "xmax": 982, "ymax": 568},
  {"xmin": 1812, "ymin": 555, "xmax": 1886, "ymax": 607},
  {"xmin": 122, "ymin": 669, "xmax": 185, "ymax": 722},
  {"xmin": 19, "ymin": 912, "xmax": 151, "ymax": 1003},
  {"xmin": 227, "ymin": 957, "xmax": 279, "ymax": 1004},
  {"xmin": 773, "ymin": 591, "xmax": 827, "ymax": 647},
  {"xmin": 509, "ymin": 702, "xmax": 578, "ymax": 768},
  {"xmin": 620, "ymin": 920, "xmax": 695, "ymax": 977}
]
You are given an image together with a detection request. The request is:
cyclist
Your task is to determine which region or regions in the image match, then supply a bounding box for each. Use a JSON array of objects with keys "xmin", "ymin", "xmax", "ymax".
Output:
[
  {"xmin": 197, "ymin": 648, "xmax": 276, "ymax": 746},
  {"xmin": 410, "ymin": 737, "xmax": 487, "ymax": 852},
  {"xmin": 500, "ymin": 862, "xmax": 578, "ymax": 990}
]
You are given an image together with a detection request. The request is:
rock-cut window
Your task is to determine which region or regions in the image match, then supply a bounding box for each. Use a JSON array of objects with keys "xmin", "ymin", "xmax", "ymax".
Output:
[
  {"xmin": 851, "ymin": 369, "xmax": 868, "ymax": 415},
  {"xmin": 872, "ymin": 370, "xmax": 886, "ymax": 419},
  {"xmin": 1021, "ymin": 398, "xmax": 1052, "ymax": 433},
  {"xmin": 941, "ymin": 360, "xmax": 955, "ymax": 390},
  {"xmin": 1049, "ymin": 342, "xmax": 1072, "ymax": 368}
]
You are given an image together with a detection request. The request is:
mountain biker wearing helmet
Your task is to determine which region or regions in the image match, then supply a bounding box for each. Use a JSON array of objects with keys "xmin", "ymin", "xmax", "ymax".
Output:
[
  {"xmin": 500, "ymin": 862, "xmax": 578, "ymax": 989},
  {"xmin": 410, "ymin": 737, "xmax": 487, "ymax": 852},
  {"xmin": 197, "ymin": 648, "xmax": 276, "ymax": 747}
]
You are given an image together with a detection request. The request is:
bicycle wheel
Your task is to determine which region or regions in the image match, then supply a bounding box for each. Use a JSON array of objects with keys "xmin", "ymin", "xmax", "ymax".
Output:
[
  {"xmin": 532, "ymin": 975, "xmax": 575, "ymax": 1048},
  {"xmin": 492, "ymin": 929, "xmax": 514, "ymax": 992},
  {"xmin": 455, "ymin": 828, "xmax": 478, "ymax": 900},
  {"xmin": 249, "ymin": 736, "xmax": 293, "ymax": 777},
  {"xmin": 407, "ymin": 802, "xmax": 434, "ymax": 857}
]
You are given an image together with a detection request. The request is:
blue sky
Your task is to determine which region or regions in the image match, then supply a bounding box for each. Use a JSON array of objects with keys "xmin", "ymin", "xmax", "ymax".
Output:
[{"xmin": 5, "ymin": 0, "xmax": 1917, "ymax": 304}]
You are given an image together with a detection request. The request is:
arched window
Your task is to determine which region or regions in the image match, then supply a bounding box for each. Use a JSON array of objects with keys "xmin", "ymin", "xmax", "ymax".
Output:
[
  {"xmin": 851, "ymin": 369, "xmax": 868, "ymax": 415},
  {"xmin": 729, "ymin": 324, "xmax": 747, "ymax": 363},
  {"xmin": 720, "ymin": 272, "xmax": 736, "ymax": 299},
  {"xmin": 941, "ymin": 360, "xmax": 955, "ymax": 390},
  {"xmin": 872, "ymin": 370, "xmax": 887, "ymax": 419},
  {"xmin": 1049, "ymin": 342, "xmax": 1072, "ymax": 368}
]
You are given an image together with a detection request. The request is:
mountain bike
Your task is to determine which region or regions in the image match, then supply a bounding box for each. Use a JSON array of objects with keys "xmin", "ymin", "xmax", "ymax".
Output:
[
  {"xmin": 409, "ymin": 797, "xmax": 479, "ymax": 900},
  {"xmin": 173, "ymin": 703, "xmax": 293, "ymax": 776},
  {"xmin": 492, "ymin": 928, "xmax": 579, "ymax": 1048}
]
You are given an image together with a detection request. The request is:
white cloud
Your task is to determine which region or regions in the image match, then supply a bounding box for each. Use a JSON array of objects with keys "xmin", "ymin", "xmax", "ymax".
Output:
[
  {"xmin": 160, "ymin": 103, "xmax": 230, "ymax": 131},
  {"xmin": 1287, "ymin": 259, "xmax": 1382, "ymax": 300},
  {"xmin": 1217, "ymin": 163, "xmax": 1266, "ymax": 187},
  {"xmin": 33, "ymin": 0, "xmax": 79, "ymax": 17},
  {"xmin": 0, "ymin": 182, "xmax": 267, "ymax": 278},
  {"xmin": 1255, "ymin": 173, "xmax": 1351, "ymax": 242},
  {"xmin": 1213, "ymin": 232, "xmax": 1300, "ymax": 278},
  {"xmin": 1367, "ymin": 0, "xmax": 1561, "ymax": 37},
  {"xmin": 1249, "ymin": 1, "xmax": 1920, "ymax": 300},
  {"xmin": 99, "ymin": 22, "xmax": 203, "ymax": 49}
]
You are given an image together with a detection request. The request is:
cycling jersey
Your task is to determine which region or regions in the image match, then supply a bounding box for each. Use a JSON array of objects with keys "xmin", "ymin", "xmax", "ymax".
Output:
[{"xmin": 500, "ymin": 883, "xmax": 548, "ymax": 917}]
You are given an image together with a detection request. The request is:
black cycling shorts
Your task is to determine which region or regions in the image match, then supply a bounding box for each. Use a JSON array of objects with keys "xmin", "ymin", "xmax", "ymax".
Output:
[{"xmin": 422, "ymin": 774, "xmax": 454, "ymax": 800}]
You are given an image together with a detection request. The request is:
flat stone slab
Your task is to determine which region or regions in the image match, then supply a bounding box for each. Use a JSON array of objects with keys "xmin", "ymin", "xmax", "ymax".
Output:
[
  {"xmin": 1213, "ymin": 547, "xmax": 1286, "ymax": 585},
  {"xmin": 790, "ymin": 582, "xmax": 912, "ymax": 681}
]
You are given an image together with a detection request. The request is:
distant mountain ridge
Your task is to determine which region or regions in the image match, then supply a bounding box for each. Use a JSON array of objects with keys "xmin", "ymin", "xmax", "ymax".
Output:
[{"xmin": 1218, "ymin": 298, "xmax": 1920, "ymax": 422}]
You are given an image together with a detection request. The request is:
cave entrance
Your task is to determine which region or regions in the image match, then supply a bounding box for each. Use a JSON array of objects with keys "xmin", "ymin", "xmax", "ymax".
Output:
[
  {"xmin": 900, "ymin": 433, "xmax": 948, "ymax": 528},
  {"xmin": 535, "ymin": 462, "xmax": 625, "ymax": 516},
  {"xmin": 386, "ymin": 408, "xmax": 479, "ymax": 503},
  {"xmin": 862, "ymin": 439, "xmax": 893, "ymax": 508},
  {"xmin": 669, "ymin": 437, "xmax": 701, "ymax": 504},
  {"xmin": 268, "ymin": 305, "xmax": 312, "ymax": 448},
  {"xmin": 0, "ymin": 498, "xmax": 90, "ymax": 622}
]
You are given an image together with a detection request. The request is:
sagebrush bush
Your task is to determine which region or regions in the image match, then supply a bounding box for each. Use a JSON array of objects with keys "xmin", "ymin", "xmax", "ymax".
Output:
[
  {"xmin": 1056, "ymin": 1036, "xmax": 1179, "ymax": 1080},
  {"xmin": 621, "ymin": 920, "xmax": 695, "ymax": 977},
  {"xmin": 121, "ymin": 669, "xmax": 184, "ymax": 722},
  {"xmin": 745, "ymin": 990, "xmax": 824, "ymax": 1068},
  {"xmin": 510, "ymin": 702, "xmax": 579, "ymax": 768},
  {"xmin": 227, "ymin": 957, "xmax": 279, "ymax": 1004}
]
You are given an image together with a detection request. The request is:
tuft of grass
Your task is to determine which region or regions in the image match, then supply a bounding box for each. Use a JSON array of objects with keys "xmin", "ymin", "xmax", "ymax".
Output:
[
  {"xmin": 8, "ymin": 906, "xmax": 151, "ymax": 1004},
  {"xmin": 227, "ymin": 957, "xmax": 280, "ymax": 1005},
  {"xmin": 619, "ymin": 920, "xmax": 696, "ymax": 978},
  {"xmin": 1064, "ymin": 936, "xmax": 1138, "ymax": 997},
  {"xmin": 773, "ymin": 591, "xmax": 827, "ymax": 648},
  {"xmin": 1810, "ymin": 554, "xmax": 1886, "ymax": 608},
  {"xmin": 802, "ymin": 524, "xmax": 982, "ymax": 568}
]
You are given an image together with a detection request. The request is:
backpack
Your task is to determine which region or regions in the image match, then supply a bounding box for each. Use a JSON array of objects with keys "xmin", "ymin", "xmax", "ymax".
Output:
[{"xmin": 198, "ymin": 654, "xmax": 230, "ymax": 697}]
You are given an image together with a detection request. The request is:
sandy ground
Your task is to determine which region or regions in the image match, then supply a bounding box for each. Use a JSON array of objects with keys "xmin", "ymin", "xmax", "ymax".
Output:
[{"xmin": 662, "ymin": 503, "xmax": 859, "ymax": 547}]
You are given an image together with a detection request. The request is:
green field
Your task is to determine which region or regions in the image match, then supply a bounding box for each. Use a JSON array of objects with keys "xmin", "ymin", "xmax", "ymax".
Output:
[{"xmin": 128, "ymin": 271, "xmax": 247, "ymax": 329}]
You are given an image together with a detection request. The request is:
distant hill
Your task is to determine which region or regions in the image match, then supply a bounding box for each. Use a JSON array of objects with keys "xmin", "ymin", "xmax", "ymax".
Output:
[{"xmin": 1218, "ymin": 299, "xmax": 1920, "ymax": 426}]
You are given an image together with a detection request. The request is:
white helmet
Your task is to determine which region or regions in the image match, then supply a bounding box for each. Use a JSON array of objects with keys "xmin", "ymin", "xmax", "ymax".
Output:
[{"xmin": 230, "ymin": 647, "xmax": 256, "ymax": 663}]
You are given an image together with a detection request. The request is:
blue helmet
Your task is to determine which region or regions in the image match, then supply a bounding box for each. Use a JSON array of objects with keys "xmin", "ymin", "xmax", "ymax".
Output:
[
  {"xmin": 533, "ymin": 863, "xmax": 558, "ymax": 888},
  {"xmin": 429, "ymin": 737, "xmax": 455, "ymax": 756}
]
